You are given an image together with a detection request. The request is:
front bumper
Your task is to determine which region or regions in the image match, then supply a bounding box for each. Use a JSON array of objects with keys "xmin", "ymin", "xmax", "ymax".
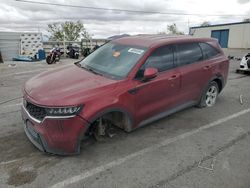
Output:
[{"xmin": 21, "ymin": 105, "xmax": 89, "ymax": 155}]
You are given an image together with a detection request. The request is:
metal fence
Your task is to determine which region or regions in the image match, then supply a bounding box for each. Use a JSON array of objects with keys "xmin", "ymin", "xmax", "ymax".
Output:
[
  {"xmin": 0, "ymin": 31, "xmax": 107, "ymax": 62},
  {"xmin": 43, "ymin": 39, "xmax": 107, "ymax": 54}
]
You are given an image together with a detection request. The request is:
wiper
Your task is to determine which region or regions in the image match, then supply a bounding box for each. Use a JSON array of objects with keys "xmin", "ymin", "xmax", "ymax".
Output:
[
  {"xmin": 88, "ymin": 68, "xmax": 103, "ymax": 76},
  {"xmin": 81, "ymin": 65, "xmax": 103, "ymax": 76},
  {"xmin": 74, "ymin": 62, "xmax": 81, "ymax": 67}
]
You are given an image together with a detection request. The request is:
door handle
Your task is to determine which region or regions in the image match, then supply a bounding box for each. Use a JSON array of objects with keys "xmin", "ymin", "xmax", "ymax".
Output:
[
  {"xmin": 128, "ymin": 87, "xmax": 139, "ymax": 94},
  {"xmin": 168, "ymin": 74, "xmax": 179, "ymax": 81},
  {"xmin": 203, "ymin": 65, "xmax": 211, "ymax": 70}
]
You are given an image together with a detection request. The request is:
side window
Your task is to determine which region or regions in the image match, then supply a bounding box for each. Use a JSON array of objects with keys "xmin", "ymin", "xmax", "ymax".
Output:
[
  {"xmin": 176, "ymin": 43, "xmax": 203, "ymax": 66},
  {"xmin": 199, "ymin": 42, "xmax": 220, "ymax": 59},
  {"xmin": 135, "ymin": 45, "xmax": 174, "ymax": 79},
  {"xmin": 144, "ymin": 45, "xmax": 174, "ymax": 72}
]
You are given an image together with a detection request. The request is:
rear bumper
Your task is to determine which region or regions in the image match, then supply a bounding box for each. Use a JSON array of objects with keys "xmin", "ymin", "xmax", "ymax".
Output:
[{"xmin": 21, "ymin": 105, "xmax": 89, "ymax": 155}]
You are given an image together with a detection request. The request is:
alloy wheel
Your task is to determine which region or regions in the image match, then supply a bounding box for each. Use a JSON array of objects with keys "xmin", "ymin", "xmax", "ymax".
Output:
[{"xmin": 205, "ymin": 85, "xmax": 218, "ymax": 107}]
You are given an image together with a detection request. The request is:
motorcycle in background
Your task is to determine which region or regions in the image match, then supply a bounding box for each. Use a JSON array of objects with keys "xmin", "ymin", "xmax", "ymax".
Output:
[
  {"xmin": 66, "ymin": 44, "xmax": 80, "ymax": 59},
  {"xmin": 46, "ymin": 46, "xmax": 63, "ymax": 64}
]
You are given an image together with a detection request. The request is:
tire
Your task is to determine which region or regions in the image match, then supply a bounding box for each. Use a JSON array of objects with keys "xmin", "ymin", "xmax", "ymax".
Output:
[
  {"xmin": 46, "ymin": 56, "xmax": 52, "ymax": 64},
  {"xmin": 197, "ymin": 81, "xmax": 219, "ymax": 108}
]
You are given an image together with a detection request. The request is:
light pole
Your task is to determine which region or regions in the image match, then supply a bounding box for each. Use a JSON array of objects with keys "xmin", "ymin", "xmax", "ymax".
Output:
[{"xmin": 63, "ymin": 31, "xmax": 66, "ymax": 58}]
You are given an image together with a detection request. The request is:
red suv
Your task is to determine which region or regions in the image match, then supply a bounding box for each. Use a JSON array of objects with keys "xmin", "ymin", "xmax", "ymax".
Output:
[{"xmin": 21, "ymin": 35, "xmax": 229, "ymax": 155}]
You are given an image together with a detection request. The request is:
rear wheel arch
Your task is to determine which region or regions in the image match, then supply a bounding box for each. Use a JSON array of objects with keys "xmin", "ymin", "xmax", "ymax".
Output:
[
  {"xmin": 197, "ymin": 75, "xmax": 224, "ymax": 108},
  {"xmin": 197, "ymin": 80, "xmax": 219, "ymax": 108},
  {"xmin": 212, "ymin": 76, "xmax": 223, "ymax": 93}
]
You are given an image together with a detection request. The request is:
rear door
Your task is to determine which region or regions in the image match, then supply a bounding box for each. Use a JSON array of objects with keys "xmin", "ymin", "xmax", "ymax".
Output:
[
  {"xmin": 133, "ymin": 45, "xmax": 181, "ymax": 125},
  {"xmin": 175, "ymin": 42, "xmax": 212, "ymax": 103}
]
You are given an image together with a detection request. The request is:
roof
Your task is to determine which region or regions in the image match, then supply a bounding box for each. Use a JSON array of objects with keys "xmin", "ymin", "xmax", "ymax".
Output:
[
  {"xmin": 107, "ymin": 34, "xmax": 130, "ymax": 40},
  {"xmin": 113, "ymin": 34, "xmax": 217, "ymax": 48},
  {"xmin": 190, "ymin": 21, "xmax": 250, "ymax": 29}
]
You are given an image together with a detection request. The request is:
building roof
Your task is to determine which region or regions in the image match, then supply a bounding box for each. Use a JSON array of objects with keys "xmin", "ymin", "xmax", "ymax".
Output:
[
  {"xmin": 113, "ymin": 34, "xmax": 217, "ymax": 48},
  {"xmin": 190, "ymin": 21, "xmax": 250, "ymax": 29}
]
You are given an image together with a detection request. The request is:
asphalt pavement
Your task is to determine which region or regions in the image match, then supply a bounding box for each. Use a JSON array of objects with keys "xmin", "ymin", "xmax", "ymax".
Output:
[{"xmin": 0, "ymin": 56, "xmax": 249, "ymax": 188}]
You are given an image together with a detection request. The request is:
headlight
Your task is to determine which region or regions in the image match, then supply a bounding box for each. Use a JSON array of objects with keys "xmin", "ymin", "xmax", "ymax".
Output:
[{"xmin": 45, "ymin": 105, "xmax": 82, "ymax": 116}]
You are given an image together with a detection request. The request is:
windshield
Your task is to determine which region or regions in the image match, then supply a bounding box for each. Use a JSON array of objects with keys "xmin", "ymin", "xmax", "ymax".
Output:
[{"xmin": 79, "ymin": 43, "xmax": 147, "ymax": 79}]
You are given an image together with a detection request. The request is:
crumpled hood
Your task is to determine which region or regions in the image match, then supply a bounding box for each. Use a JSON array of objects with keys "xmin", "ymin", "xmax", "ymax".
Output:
[{"xmin": 24, "ymin": 64, "xmax": 118, "ymax": 106}]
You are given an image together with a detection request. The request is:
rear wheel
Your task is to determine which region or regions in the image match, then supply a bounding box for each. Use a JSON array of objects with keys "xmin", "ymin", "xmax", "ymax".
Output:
[{"xmin": 198, "ymin": 81, "xmax": 219, "ymax": 108}]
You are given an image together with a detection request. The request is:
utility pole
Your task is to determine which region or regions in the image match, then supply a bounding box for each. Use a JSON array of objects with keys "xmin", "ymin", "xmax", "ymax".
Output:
[{"xmin": 63, "ymin": 31, "xmax": 66, "ymax": 57}]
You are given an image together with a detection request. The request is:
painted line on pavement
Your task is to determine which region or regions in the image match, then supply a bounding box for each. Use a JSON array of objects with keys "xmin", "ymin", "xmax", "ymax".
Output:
[
  {"xmin": 2, "ymin": 103, "xmax": 22, "ymax": 108},
  {"xmin": 0, "ymin": 159, "xmax": 23, "ymax": 166},
  {"xmin": 49, "ymin": 107, "xmax": 250, "ymax": 188},
  {"xmin": 0, "ymin": 68, "xmax": 49, "ymax": 78}
]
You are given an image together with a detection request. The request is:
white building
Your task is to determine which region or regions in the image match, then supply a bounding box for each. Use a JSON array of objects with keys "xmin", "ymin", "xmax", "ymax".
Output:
[
  {"xmin": 189, "ymin": 21, "xmax": 250, "ymax": 49},
  {"xmin": 0, "ymin": 32, "xmax": 43, "ymax": 61}
]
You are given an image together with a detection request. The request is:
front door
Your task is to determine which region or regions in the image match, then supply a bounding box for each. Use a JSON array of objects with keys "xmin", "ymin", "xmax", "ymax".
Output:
[{"xmin": 132, "ymin": 45, "xmax": 181, "ymax": 126}]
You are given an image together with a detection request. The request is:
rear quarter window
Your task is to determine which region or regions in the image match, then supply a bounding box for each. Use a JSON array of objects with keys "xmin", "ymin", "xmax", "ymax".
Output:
[{"xmin": 199, "ymin": 42, "xmax": 220, "ymax": 60}]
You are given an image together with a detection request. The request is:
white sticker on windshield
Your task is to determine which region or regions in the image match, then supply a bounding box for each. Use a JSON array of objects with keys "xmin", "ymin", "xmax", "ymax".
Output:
[{"xmin": 128, "ymin": 48, "xmax": 144, "ymax": 55}]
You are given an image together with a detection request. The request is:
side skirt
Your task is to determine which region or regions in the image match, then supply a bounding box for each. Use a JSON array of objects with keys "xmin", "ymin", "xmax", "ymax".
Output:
[{"xmin": 137, "ymin": 101, "xmax": 197, "ymax": 128}]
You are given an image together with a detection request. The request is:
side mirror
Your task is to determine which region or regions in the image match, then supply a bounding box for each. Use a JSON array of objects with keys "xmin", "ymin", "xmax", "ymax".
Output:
[{"xmin": 143, "ymin": 67, "xmax": 158, "ymax": 81}]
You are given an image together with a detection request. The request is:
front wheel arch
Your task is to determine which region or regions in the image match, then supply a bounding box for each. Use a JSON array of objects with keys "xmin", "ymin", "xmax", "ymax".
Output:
[{"xmin": 86, "ymin": 108, "xmax": 134, "ymax": 135}]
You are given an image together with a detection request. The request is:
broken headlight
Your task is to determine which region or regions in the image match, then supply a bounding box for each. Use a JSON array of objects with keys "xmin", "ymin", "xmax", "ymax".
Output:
[{"xmin": 45, "ymin": 105, "xmax": 82, "ymax": 116}]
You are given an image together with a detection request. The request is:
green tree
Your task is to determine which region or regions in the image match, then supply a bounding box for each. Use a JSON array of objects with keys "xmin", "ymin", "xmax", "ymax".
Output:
[
  {"xmin": 48, "ymin": 20, "xmax": 89, "ymax": 41},
  {"xmin": 167, "ymin": 23, "xmax": 184, "ymax": 35},
  {"xmin": 200, "ymin": 21, "xmax": 211, "ymax": 26}
]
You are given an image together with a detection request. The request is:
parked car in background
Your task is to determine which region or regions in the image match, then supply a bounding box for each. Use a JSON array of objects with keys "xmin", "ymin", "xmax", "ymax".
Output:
[
  {"xmin": 236, "ymin": 53, "xmax": 250, "ymax": 73},
  {"xmin": 22, "ymin": 35, "xmax": 229, "ymax": 155}
]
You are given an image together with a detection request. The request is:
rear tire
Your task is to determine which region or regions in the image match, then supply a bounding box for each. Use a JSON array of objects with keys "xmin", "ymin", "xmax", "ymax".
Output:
[{"xmin": 197, "ymin": 81, "xmax": 219, "ymax": 108}]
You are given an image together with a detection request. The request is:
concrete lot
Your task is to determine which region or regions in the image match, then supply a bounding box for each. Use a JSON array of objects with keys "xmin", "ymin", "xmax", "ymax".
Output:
[{"xmin": 0, "ymin": 52, "xmax": 250, "ymax": 188}]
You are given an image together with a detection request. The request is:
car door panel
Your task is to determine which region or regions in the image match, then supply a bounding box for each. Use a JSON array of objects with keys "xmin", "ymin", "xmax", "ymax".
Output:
[
  {"xmin": 132, "ymin": 45, "xmax": 182, "ymax": 126},
  {"xmin": 178, "ymin": 61, "xmax": 213, "ymax": 103},
  {"xmin": 175, "ymin": 43, "xmax": 211, "ymax": 103},
  {"xmin": 134, "ymin": 69, "xmax": 181, "ymax": 125}
]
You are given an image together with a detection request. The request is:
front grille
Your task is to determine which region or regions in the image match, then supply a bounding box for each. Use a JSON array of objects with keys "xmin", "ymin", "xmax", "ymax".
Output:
[{"xmin": 26, "ymin": 101, "xmax": 47, "ymax": 121}]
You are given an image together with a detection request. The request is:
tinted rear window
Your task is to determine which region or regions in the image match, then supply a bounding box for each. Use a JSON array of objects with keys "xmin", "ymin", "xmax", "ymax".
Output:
[
  {"xmin": 199, "ymin": 42, "xmax": 220, "ymax": 59},
  {"xmin": 176, "ymin": 43, "xmax": 203, "ymax": 66}
]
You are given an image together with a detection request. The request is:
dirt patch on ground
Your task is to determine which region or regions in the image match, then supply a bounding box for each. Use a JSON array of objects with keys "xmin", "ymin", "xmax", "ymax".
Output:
[
  {"xmin": 0, "ymin": 132, "xmax": 61, "ymax": 186},
  {"xmin": 2, "ymin": 155, "xmax": 61, "ymax": 186},
  {"xmin": 7, "ymin": 166, "xmax": 37, "ymax": 186}
]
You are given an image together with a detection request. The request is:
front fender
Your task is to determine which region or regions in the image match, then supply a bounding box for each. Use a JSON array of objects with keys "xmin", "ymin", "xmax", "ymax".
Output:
[
  {"xmin": 80, "ymin": 96, "xmax": 135, "ymax": 132},
  {"xmin": 88, "ymin": 107, "xmax": 134, "ymax": 132}
]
